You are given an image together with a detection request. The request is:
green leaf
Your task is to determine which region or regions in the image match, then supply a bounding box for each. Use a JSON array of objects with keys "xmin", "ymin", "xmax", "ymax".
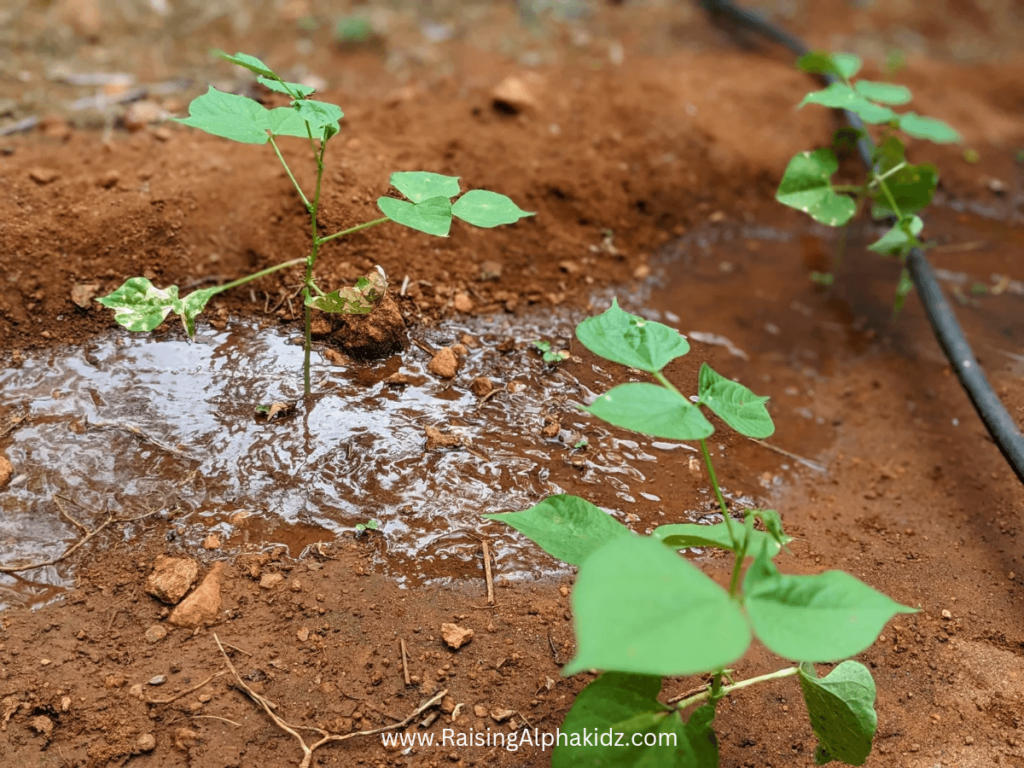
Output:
[
  {"xmin": 799, "ymin": 83, "xmax": 897, "ymax": 125},
  {"xmin": 893, "ymin": 268, "xmax": 914, "ymax": 315},
  {"xmin": 800, "ymin": 661, "xmax": 878, "ymax": 766},
  {"xmin": 653, "ymin": 522, "xmax": 788, "ymax": 557},
  {"xmin": 775, "ymin": 149, "xmax": 857, "ymax": 227},
  {"xmin": 263, "ymin": 106, "xmax": 310, "ymax": 139},
  {"xmin": 176, "ymin": 86, "xmax": 274, "ymax": 144},
  {"xmin": 697, "ymin": 364, "xmax": 774, "ymax": 439},
  {"xmin": 389, "ymin": 171, "xmax": 461, "ymax": 203},
  {"xmin": 743, "ymin": 544, "xmax": 916, "ymax": 662},
  {"xmin": 96, "ymin": 278, "xmax": 215, "ymax": 338},
  {"xmin": 452, "ymin": 189, "xmax": 535, "ymax": 228},
  {"xmin": 796, "ymin": 51, "xmax": 861, "ymax": 80},
  {"xmin": 899, "ymin": 112, "xmax": 962, "ymax": 144},
  {"xmin": 853, "ymin": 81, "xmax": 912, "ymax": 105},
  {"xmin": 575, "ymin": 298, "xmax": 690, "ymax": 374},
  {"xmin": 483, "ymin": 495, "xmax": 630, "ymax": 567},
  {"xmin": 215, "ymin": 50, "xmax": 278, "ymax": 79},
  {"xmin": 377, "ymin": 196, "xmax": 453, "ymax": 237},
  {"xmin": 292, "ymin": 100, "xmax": 344, "ymax": 135},
  {"xmin": 553, "ymin": 673, "xmax": 719, "ymax": 768},
  {"xmin": 870, "ymin": 163, "xmax": 937, "ymax": 218},
  {"xmin": 868, "ymin": 215, "xmax": 923, "ymax": 256},
  {"xmin": 563, "ymin": 536, "xmax": 750, "ymax": 676},
  {"xmin": 756, "ymin": 509, "xmax": 788, "ymax": 551},
  {"xmin": 257, "ymin": 76, "xmax": 315, "ymax": 98},
  {"xmin": 584, "ymin": 383, "xmax": 714, "ymax": 441},
  {"xmin": 305, "ymin": 269, "xmax": 387, "ymax": 314}
]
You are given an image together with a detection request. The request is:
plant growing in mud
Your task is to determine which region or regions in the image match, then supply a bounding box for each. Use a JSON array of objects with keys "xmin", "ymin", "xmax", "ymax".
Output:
[
  {"xmin": 97, "ymin": 52, "xmax": 532, "ymax": 395},
  {"xmin": 776, "ymin": 51, "xmax": 960, "ymax": 310},
  {"xmin": 486, "ymin": 300, "xmax": 914, "ymax": 767}
]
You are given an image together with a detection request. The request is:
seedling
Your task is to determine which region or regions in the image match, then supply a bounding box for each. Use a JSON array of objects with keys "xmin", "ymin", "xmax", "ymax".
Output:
[
  {"xmin": 532, "ymin": 339, "xmax": 570, "ymax": 364},
  {"xmin": 776, "ymin": 51, "xmax": 960, "ymax": 310},
  {"xmin": 486, "ymin": 300, "xmax": 914, "ymax": 766},
  {"xmin": 97, "ymin": 52, "xmax": 533, "ymax": 396},
  {"xmin": 354, "ymin": 519, "xmax": 379, "ymax": 533}
]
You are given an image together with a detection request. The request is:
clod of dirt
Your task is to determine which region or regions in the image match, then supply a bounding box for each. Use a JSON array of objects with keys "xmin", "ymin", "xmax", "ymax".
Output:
[
  {"xmin": 29, "ymin": 715, "xmax": 53, "ymax": 739},
  {"xmin": 451, "ymin": 343, "xmax": 469, "ymax": 359},
  {"xmin": 97, "ymin": 170, "xmax": 120, "ymax": 189},
  {"xmin": 0, "ymin": 454, "xmax": 11, "ymax": 489},
  {"xmin": 70, "ymin": 282, "xmax": 100, "ymax": 309},
  {"xmin": 470, "ymin": 377, "xmax": 494, "ymax": 398},
  {"xmin": 168, "ymin": 562, "xmax": 224, "ymax": 628},
  {"xmin": 59, "ymin": 697, "xmax": 71, "ymax": 713},
  {"xmin": 479, "ymin": 261, "xmax": 503, "ymax": 281},
  {"xmin": 259, "ymin": 572, "xmax": 284, "ymax": 590},
  {"xmin": 202, "ymin": 534, "xmax": 222, "ymax": 550},
  {"xmin": 144, "ymin": 625, "xmax": 168, "ymax": 644},
  {"xmin": 490, "ymin": 708, "xmax": 514, "ymax": 723},
  {"xmin": 323, "ymin": 348, "xmax": 348, "ymax": 367},
  {"xmin": 453, "ymin": 292, "xmax": 474, "ymax": 313},
  {"xmin": 441, "ymin": 623, "xmax": 474, "ymax": 650},
  {"xmin": 145, "ymin": 556, "xmax": 199, "ymax": 605},
  {"xmin": 310, "ymin": 316, "xmax": 331, "ymax": 337},
  {"xmin": 28, "ymin": 167, "xmax": 59, "ymax": 185},
  {"xmin": 384, "ymin": 372, "xmax": 409, "ymax": 387},
  {"xmin": 491, "ymin": 76, "xmax": 538, "ymax": 114},
  {"xmin": 425, "ymin": 426, "xmax": 463, "ymax": 451},
  {"xmin": 329, "ymin": 294, "xmax": 406, "ymax": 360},
  {"xmin": 427, "ymin": 347, "xmax": 459, "ymax": 378},
  {"xmin": 473, "ymin": 704, "xmax": 488, "ymax": 718},
  {"xmin": 123, "ymin": 101, "xmax": 168, "ymax": 132},
  {"xmin": 297, "ymin": 627, "xmax": 310, "ymax": 642},
  {"xmin": 128, "ymin": 684, "xmax": 145, "ymax": 701},
  {"xmin": 137, "ymin": 733, "xmax": 156, "ymax": 753},
  {"xmin": 541, "ymin": 417, "xmax": 561, "ymax": 438},
  {"xmin": 173, "ymin": 728, "xmax": 200, "ymax": 751},
  {"xmin": 460, "ymin": 334, "xmax": 479, "ymax": 348}
]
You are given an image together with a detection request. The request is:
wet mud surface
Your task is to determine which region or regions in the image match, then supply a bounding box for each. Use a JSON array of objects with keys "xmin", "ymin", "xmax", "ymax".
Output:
[{"xmin": 3, "ymin": 1, "xmax": 1024, "ymax": 766}]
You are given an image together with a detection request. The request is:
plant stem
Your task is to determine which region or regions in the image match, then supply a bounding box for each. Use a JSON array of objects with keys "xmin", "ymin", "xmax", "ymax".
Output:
[
  {"xmin": 869, "ymin": 160, "xmax": 907, "ymax": 187},
  {"xmin": 207, "ymin": 256, "xmax": 309, "ymax": 296},
  {"xmin": 319, "ymin": 217, "xmax": 390, "ymax": 243},
  {"xmin": 302, "ymin": 131, "xmax": 328, "ymax": 397},
  {"xmin": 268, "ymin": 136, "xmax": 311, "ymax": 211},
  {"xmin": 875, "ymin": 174, "xmax": 905, "ymax": 220},
  {"xmin": 675, "ymin": 667, "xmax": 799, "ymax": 711}
]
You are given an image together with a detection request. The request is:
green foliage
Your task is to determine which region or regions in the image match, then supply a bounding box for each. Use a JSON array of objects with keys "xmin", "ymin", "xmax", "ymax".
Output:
[
  {"xmin": 898, "ymin": 112, "xmax": 962, "ymax": 143},
  {"xmin": 868, "ymin": 215, "xmax": 922, "ymax": 256},
  {"xmin": 355, "ymin": 519, "xmax": 379, "ymax": 532},
  {"xmin": 775, "ymin": 149, "xmax": 856, "ymax": 227},
  {"xmin": 798, "ymin": 83, "xmax": 897, "ymax": 125},
  {"xmin": 853, "ymin": 80, "xmax": 912, "ymax": 105},
  {"xmin": 306, "ymin": 270, "xmax": 387, "ymax": 314},
  {"xmin": 377, "ymin": 196, "xmax": 453, "ymax": 237},
  {"xmin": 532, "ymin": 340, "xmax": 570, "ymax": 363},
  {"xmin": 176, "ymin": 86, "xmax": 310, "ymax": 144},
  {"xmin": 800, "ymin": 662, "xmax": 878, "ymax": 765},
  {"xmin": 452, "ymin": 190, "xmax": 535, "ymax": 228},
  {"xmin": 484, "ymin": 300, "xmax": 908, "ymax": 767},
  {"xmin": 96, "ymin": 278, "xmax": 215, "ymax": 338}
]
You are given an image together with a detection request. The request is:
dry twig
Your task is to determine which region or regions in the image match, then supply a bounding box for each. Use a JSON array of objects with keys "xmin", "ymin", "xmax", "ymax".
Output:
[
  {"xmin": 214, "ymin": 634, "xmax": 446, "ymax": 768},
  {"xmin": 400, "ymin": 639, "xmax": 411, "ymax": 686},
  {"xmin": 146, "ymin": 671, "xmax": 228, "ymax": 706},
  {"xmin": 481, "ymin": 540, "xmax": 495, "ymax": 605}
]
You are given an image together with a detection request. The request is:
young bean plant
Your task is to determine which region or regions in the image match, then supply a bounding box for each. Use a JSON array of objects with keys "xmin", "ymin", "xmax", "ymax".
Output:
[
  {"xmin": 96, "ymin": 51, "xmax": 532, "ymax": 395},
  {"xmin": 776, "ymin": 51, "xmax": 961, "ymax": 310},
  {"xmin": 486, "ymin": 300, "xmax": 915, "ymax": 767}
]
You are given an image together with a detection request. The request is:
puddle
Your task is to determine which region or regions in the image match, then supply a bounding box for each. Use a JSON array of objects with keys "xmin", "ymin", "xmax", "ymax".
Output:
[{"xmin": 0, "ymin": 309, "xmax": 758, "ymax": 608}]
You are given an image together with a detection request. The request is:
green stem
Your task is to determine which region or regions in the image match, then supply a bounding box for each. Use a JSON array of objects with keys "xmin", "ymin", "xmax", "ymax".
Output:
[
  {"xmin": 302, "ymin": 130, "xmax": 328, "ymax": 398},
  {"xmin": 875, "ymin": 174, "xmax": 905, "ymax": 221},
  {"xmin": 868, "ymin": 161, "xmax": 907, "ymax": 187},
  {"xmin": 208, "ymin": 256, "xmax": 308, "ymax": 295},
  {"xmin": 268, "ymin": 136, "xmax": 311, "ymax": 211},
  {"xmin": 675, "ymin": 667, "xmax": 799, "ymax": 711},
  {"xmin": 319, "ymin": 217, "xmax": 390, "ymax": 243}
]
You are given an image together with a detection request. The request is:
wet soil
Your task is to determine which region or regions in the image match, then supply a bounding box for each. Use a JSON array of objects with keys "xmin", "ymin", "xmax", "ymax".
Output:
[{"xmin": 3, "ymin": 1, "xmax": 1024, "ymax": 767}]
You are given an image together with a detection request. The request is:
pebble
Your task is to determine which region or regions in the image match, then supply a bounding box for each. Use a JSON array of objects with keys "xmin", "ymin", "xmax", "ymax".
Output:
[
  {"xmin": 146, "ymin": 556, "xmax": 199, "ymax": 605},
  {"xmin": 453, "ymin": 293, "xmax": 473, "ymax": 313},
  {"xmin": 0, "ymin": 455, "xmax": 11, "ymax": 489},
  {"xmin": 168, "ymin": 562, "xmax": 224, "ymax": 628},
  {"xmin": 427, "ymin": 347, "xmax": 459, "ymax": 378},
  {"xmin": 470, "ymin": 377, "xmax": 494, "ymax": 398},
  {"xmin": 441, "ymin": 623, "xmax": 474, "ymax": 650},
  {"xmin": 28, "ymin": 167, "xmax": 59, "ymax": 185},
  {"xmin": 941, "ymin": 609, "xmax": 952, "ymax": 620},
  {"xmin": 260, "ymin": 572, "xmax": 284, "ymax": 589},
  {"xmin": 201, "ymin": 534, "xmax": 222, "ymax": 550},
  {"xmin": 60, "ymin": 696, "xmax": 71, "ymax": 712},
  {"xmin": 490, "ymin": 708, "xmax": 515, "ymax": 723},
  {"xmin": 473, "ymin": 704, "xmax": 488, "ymax": 718},
  {"xmin": 97, "ymin": 170, "xmax": 120, "ymax": 189},
  {"xmin": 137, "ymin": 733, "xmax": 157, "ymax": 753},
  {"xmin": 145, "ymin": 625, "xmax": 168, "ymax": 644},
  {"xmin": 491, "ymin": 76, "xmax": 538, "ymax": 113},
  {"xmin": 297, "ymin": 627, "xmax": 310, "ymax": 642},
  {"xmin": 148, "ymin": 675, "xmax": 167, "ymax": 686},
  {"xmin": 123, "ymin": 100, "xmax": 167, "ymax": 132},
  {"xmin": 70, "ymin": 282, "xmax": 100, "ymax": 309}
]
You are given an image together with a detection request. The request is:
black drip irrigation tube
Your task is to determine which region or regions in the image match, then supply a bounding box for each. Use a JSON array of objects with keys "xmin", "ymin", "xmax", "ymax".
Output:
[{"xmin": 700, "ymin": 0, "xmax": 1024, "ymax": 485}]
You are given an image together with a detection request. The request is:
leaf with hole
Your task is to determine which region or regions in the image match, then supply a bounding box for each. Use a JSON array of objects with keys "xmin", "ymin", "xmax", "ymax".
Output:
[
  {"xmin": 389, "ymin": 171, "xmax": 461, "ymax": 203},
  {"xmin": 305, "ymin": 269, "xmax": 387, "ymax": 314},
  {"xmin": 798, "ymin": 83, "xmax": 896, "ymax": 124},
  {"xmin": 377, "ymin": 195, "xmax": 453, "ymax": 237},
  {"xmin": 584, "ymin": 383, "xmax": 714, "ymax": 441},
  {"xmin": 697, "ymin": 363, "xmax": 774, "ymax": 438},
  {"xmin": 799, "ymin": 661, "xmax": 878, "ymax": 766},
  {"xmin": 553, "ymin": 673, "xmax": 718, "ymax": 768},
  {"xmin": 563, "ymin": 536, "xmax": 750, "ymax": 676},
  {"xmin": 575, "ymin": 298, "xmax": 690, "ymax": 373},
  {"xmin": 899, "ymin": 112, "xmax": 962, "ymax": 144},
  {"xmin": 452, "ymin": 189, "xmax": 535, "ymax": 228},
  {"xmin": 743, "ymin": 543, "xmax": 916, "ymax": 662},
  {"xmin": 776, "ymin": 149, "xmax": 857, "ymax": 227},
  {"xmin": 853, "ymin": 81, "xmax": 912, "ymax": 105},
  {"xmin": 653, "ymin": 521, "xmax": 788, "ymax": 557},
  {"xmin": 483, "ymin": 495, "xmax": 630, "ymax": 567}
]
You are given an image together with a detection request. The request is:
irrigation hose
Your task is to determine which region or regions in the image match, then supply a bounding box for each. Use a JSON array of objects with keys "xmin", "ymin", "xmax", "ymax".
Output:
[{"xmin": 698, "ymin": 0, "xmax": 1024, "ymax": 485}]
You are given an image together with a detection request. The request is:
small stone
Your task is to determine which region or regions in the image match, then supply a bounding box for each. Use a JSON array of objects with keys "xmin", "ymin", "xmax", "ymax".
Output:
[
  {"xmin": 29, "ymin": 167, "xmax": 59, "ymax": 185},
  {"xmin": 460, "ymin": 334, "xmax": 479, "ymax": 348},
  {"xmin": 633, "ymin": 264, "xmax": 651, "ymax": 280},
  {"xmin": 60, "ymin": 697, "xmax": 71, "ymax": 712},
  {"xmin": 137, "ymin": 733, "xmax": 156, "ymax": 752},
  {"xmin": 540, "ymin": 417, "xmax": 560, "ymax": 438},
  {"xmin": 97, "ymin": 170, "xmax": 120, "ymax": 189},
  {"xmin": 0, "ymin": 455, "xmax": 10, "ymax": 489},
  {"xmin": 297, "ymin": 627, "xmax": 310, "ymax": 642},
  {"xmin": 168, "ymin": 562, "xmax": 224, "ymax": 628},
  {"xmin": 941, "ymin": 609, "xmax": 952, "ymax": 620},
  {"xmin": 490, "ymin": 708, "xmax": 515, "ymax": 723},
  {"xmin": 29, "ymin": 715, "xmax": 53, "ymax": 739},
  {"xmin": 441, "ymin": 623, "xmax": 473, "ymax": 650},
  {"xmin": 152, "ymin": 127, "xmax": 172, "ymax": 142},
  {"xmin": 427, "ymin": 347, "xmax": 459, "ymax": 378},
  {"xmin": 105, "ymin": 674, "xmax": 126, "ymax": 688},
  {"xmin": 147, "ymin": 675, "xmax": 167, "ymax": 686},
  {"xmin": 70, "ymin": 282, "xmax": 100, "ymax": 309},
  {"xmin": 491, "ymin": 76, "xmax": 537, "ymax": 113},
  {"xmin": 128, "ymin": 683, "xmax": 145, "ymax": 700},
  {"xmin": 384, "ymin": 372, "xmax": 409, "ymax": 386},
  {"xmin": 173, "ymin": 728, "xmax": 199, "ymax": 751},
  {"xmin": 259, "ymin": 572, "xmax": 284, "ymax": 590},
  {"xmin": 453, "ymin": 293, "xmax": 473, "ymax": 313},
  {"xmin": 473, "ymin": 704, "xmax": 488, "ymax": 718},
  {"xmin": 425, "ymin": 426, "xmax": 462, "ymax": 450},
  {"xmin": 479, "ymin": 261, "xmax": 503, "ymax": 281},
  {"xmin": 146, "ymin": 556, "xmax": 199, "ymax": 605},
  {"xmin": 201, "ymin": 534, "xmax": 221, "ymax": 550},
  {"xmin": 559, "ymin": 585, "xmax": 569, "ymax": 597},
  {"xmin": 123, "ymin": 100, "xmax": 167, "ymax": 132},
  {"xmin": 470, "ymin": 377, "xmax": 494, "ymax": 398},
  {"xmin": 290, "ymin": 578, "xmax": 302, "ymax": 592},
  {"xmin": 323, "ymin": 348, "xmax": 348, "ymax": 366},
  {"xmin": 451, "ymin": 343, "xmax": 469, "ymax": 358},
  {"xmin": 39, "ymin": 658, "xmax": 51, "ymax": 666}
]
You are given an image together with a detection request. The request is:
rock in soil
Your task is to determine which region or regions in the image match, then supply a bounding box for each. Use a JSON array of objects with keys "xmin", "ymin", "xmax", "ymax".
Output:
[
  {"xmin": 202, "ymin": 534, "xmax": 222, "ymax": 550},
  {"xmin": 259, "ymin": 572, "xmax": 284, "ymax": 590},
  {"xmin": 70, "ymin": 282, "xmax": 100, "ymax": 308},
  {"xmin": 29, "ymin": 715, "xmax": 54, "ymax": 739},
  {"xmin": 168, "ymin": 562, "xmax": 224, "ymax": 628},
  {"xmin": 427, "ymin": 347, "xmax": 459, "ymax": 378},
  {"xmin": 137, "ymin": 733, "xmax": 156, "ymax": 753},
  {"xmin": 329, "ymin": 294, "xmax": 405, "ymax": 360},
  {"xmin": 425, "ymin": 426, "xmax": 463, "ymax": 450},
  {"xmin": 453, "ymin": 292, "xmax": 474, "ymax": 313},
  {"xmin": 144, "ymin": 624, "xmax": 168, "ymax": 644},
  {"xmin": 28, "ymin": 167, "xmax": 59, "ymax": 185},
  {"xmin": 0, "ymin": 454, "xmax": 11, "ymax": 489},
  {"xmin": 441, "ymin": 622, "xmax": 474, "ymax": 650},
  {"xmin": 122, "ymin": 100, "xmax": 168, "ymax": 132},
  {"xmin": 470, "ymin": 377, "xmax": 494, "ymax": 397},
  {"xmin": 491, "ymin": 75, "xmax": 538, "ymax": 113},
  {"xmin": 145, "ymin": 556, "xmax": 198, "ymax": 605}
]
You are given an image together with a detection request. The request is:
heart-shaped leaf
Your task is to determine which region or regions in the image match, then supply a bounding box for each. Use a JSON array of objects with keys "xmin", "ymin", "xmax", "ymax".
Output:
[
  {"xmin": 776, "ymin": 149, "xmax": 857, "ymax": 227},
  {"xmin": 452, "ymin": 189, "xmax": 535, "ymax": 227},
  {"xmin": 377, "ymin": 195, "xmax": 453, "ymax": 237},
  {"xmin": 176, "ymin": 86, "xmax": 275, "ymax": 144},
  {"xmin": 584, "ymin": 383, "xmax": 714, "ymax": 441},
  {"xmin": 796, "ymin": 52, "xmax": 862, "ymax": 80},
  {"xmin": 292, "ymin": 100, "xmax": 344, "ymax": 136},
  {"xmin": 389, "ymin": 171, "xmax": 461, "ymax": 203},
  {"xmin": 800, "ymin": 661, "xmax": 878, "ymax": 766},
  {"xmin": 698, "ymin": 363, "xmax": 774, "ymax": 439},
  {"xmin": 870, "ymin": 163, "xmax": 937, "ymax": 218},
  {"xmin": 575, "ymin": 299, "xmax": 690, "ymax": 373}
]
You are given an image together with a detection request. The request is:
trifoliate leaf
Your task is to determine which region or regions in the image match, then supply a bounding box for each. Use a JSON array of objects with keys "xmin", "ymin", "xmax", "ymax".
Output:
[
  {"xmin": 305, "ymin": 268, "xmax": 387, "ymax": 314},
  {"xmin": 452, "ymin": 189, "xmax": 535, "ymax": 227},
  {"xmin": 776, "ymin": 149, "xmax": 857, "ymax": 227}
]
